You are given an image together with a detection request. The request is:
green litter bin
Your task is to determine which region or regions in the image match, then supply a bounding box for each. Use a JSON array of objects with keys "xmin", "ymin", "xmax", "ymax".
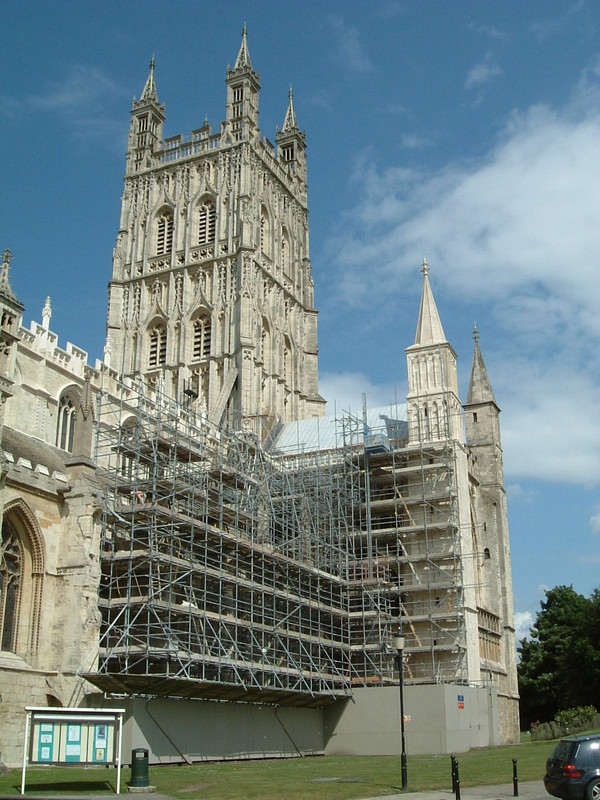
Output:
[{"xmin": 130, "ymin": 748, "xmax": 149, "ymax": 788}]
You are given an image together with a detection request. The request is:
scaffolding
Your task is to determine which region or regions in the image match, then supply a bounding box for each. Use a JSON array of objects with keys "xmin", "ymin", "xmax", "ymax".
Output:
[
  {"xmin": 87, "ymin": 378, "xmax": 476, "ymax": 707},
  {"xmin": 91, "ymin": 380, "xmax": 355, "ymax": 707}
]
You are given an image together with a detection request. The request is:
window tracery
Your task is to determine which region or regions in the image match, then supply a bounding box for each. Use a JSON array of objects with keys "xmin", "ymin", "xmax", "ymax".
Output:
[
  {"xmin": 0, "ymin": 520, "xmax": 22, "ymax": 653},
  {"xmin": 198, "ymin": 200, "xmax": 216, "ymax": 244},
  {"xmin": 149, "ymin": 323, "xmax": 167, "ymax": 367},
  {"xmin": 192, "ymin": 316, "xmax": 211, "ymax": 361},
  {"xmin": 56, "ymin": 389, "xmax": 78, "ymax": 452},
  {"xmin": 156, "ymin": 210, "xmax": 174, "ymax": 255}
]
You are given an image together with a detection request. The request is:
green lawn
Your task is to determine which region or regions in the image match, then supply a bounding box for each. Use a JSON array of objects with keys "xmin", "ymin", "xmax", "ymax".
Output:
[{"xmin": 1, "ymin": 740, "xmax": 555, "ymax": 800}]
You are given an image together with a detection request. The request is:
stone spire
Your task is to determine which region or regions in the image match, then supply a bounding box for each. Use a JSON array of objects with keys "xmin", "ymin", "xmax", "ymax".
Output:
[
  {"xmin": 234, "ymin": 24, "xmax": 253, "ymax": 71},
  {"xmin": 140, "ymin": 55, "xmax": 158, "ymax": 103},
  {"xmin": 414, "ymin": 258, "xmax": 446, "ymax": 345},
  {"xmin": 282, "ymin": 86, "xmax": 298, "ymax": 132},
  {"xmin": 467, "ymin": 326, "xmax": 498, "ymax": 407},
  {"xmin": 127, "ymin": 57, "xmax": 165, "ymax": 177}
]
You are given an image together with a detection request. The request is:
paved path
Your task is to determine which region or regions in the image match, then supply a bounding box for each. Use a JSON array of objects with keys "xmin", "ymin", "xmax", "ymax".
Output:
[{"xmin": 358, "ymin": 779, "xmax": 547, "ymax": 800}]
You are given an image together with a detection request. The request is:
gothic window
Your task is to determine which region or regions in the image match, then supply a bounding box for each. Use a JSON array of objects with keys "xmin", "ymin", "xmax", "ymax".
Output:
[
  {"xmin": 232, "ymin": 85, "xmax": 243, "ymax": 141},
  {"xmin": 423, "ymin": 405, "xmax": 431, "ymax": 440},
  {"xmin": 198, "ymin": 200, "xmax": 216, "ymax": 244},
  {"xmin": 0, "ymin": 520, "xmax": 22, "ymax": 652},
  {"xmin": 232, "ymin": 85, "xmax": 243, "ymax": 118},
  {"xmin": 56, "ymin": 388, "xmax": 79, "ymax": 452},
  {"xmin": 192, "ymin": 316, "xmax": 211, "ymax": 361},
  {"xmin": 130, "ymin": 332, "xmax": 138, "ymax": 373},
  {"xmin": 1, "ymin": 500, "xmax": 44, "ymax": 658},
  {"xmin": 484, "ymin": 547, "xmax": 491, "ymax": 560},
  {"xmin": 260, "ymin": 206, "xmax": 271, "ymax": 257},
  {"xmin": 156, "ymin": 210, "xmax": 174, "ymax": 255},
  {"xmin": 283, "ymin": 336, "xmax": 292, "ymax": 384},
  {"xmin": 281, "ymin": 228, "xmax": 291, "ymax": 276},
  {"xmin": 261, "ymin": 320, "xmax": 271, "ymax": 371},
  {"xmin": 148, "ymin": 323, "xmax": 167, "ymax": 367}
]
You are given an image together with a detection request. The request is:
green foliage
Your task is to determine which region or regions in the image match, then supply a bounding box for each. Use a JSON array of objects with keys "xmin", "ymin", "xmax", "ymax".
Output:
[
  {"xmin": 518, "ymin": 585, "xmax": 600, "ymax": 729},
  {"xmin": 555, "ymin": 706, "xmax": 597, "ymax": 732},
  {"xmin": 531, "ymin": 707, "xmax": 597, "ymax": 741}
]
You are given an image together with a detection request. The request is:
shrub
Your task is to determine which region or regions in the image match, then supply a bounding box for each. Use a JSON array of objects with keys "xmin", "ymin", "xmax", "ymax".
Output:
[
  {"xmin": 555, "ymin": 706, "xmax": 596, "ymax": 732},
  {"xmin": 531, "ymin": 706, "xmax": 597, "ymax": 741}
]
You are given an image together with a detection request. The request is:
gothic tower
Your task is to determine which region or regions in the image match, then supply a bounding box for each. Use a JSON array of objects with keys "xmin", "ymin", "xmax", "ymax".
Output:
[
  {"xmin": 105, "ymin": 29, "xmax": 325, "ymax": 434},
  {"xmin": 464, "ymin": 327, "xmax": 519, "ymax": 734},
  {"xmin": 405, "ymin": 261, "xmax": 481, "ymax": 681},
  {"xmin": 405, "ymin": 259, "xmax": 464, "ymax": 444}
]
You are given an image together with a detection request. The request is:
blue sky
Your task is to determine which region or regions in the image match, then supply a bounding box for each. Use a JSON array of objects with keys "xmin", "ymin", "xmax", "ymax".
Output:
[{"xmin": 2, "ymin": 1, "xmax": 599, "ymax": 640}]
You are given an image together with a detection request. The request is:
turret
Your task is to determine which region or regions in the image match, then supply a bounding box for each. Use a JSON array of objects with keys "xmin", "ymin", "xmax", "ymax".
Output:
[
  {"xmin": 0, "ymin": 250, "xmax": 24, "ymax": 406},
  {"xmin": 276, "ymin": 87, "xmax": 307, "ymax": 182},
  {"xmin": 126, "ymin": 57, "xmax": 165, "ymax": 176},
  {"xmin": 224, "ymin": 26, "xmax": 260, "ymax": 142},
  {"xmin": 464, "ymin": 326, "xmax": 504, "ymax": 486},
  {"xmin": 405, "ymin": 259, "xmax": 463, "ymax": 444}
]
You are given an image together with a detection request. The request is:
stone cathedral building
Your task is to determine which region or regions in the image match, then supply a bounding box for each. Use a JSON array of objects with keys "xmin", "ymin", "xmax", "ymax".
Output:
[{"xmin": 0, "ymin": 31, "xmax": 519, "ymax": 768}]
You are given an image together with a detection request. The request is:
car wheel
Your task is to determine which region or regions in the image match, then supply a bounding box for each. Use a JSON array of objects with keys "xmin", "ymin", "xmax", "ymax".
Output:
[{"xmin": 586, "ymin": 779, "xmax": 600, "ymax": 800}]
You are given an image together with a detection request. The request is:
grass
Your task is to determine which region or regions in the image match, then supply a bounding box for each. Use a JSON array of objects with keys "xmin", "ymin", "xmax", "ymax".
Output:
[{"xmin": 0, "ymin": 737, "xmax": 558, "ymax": 800}]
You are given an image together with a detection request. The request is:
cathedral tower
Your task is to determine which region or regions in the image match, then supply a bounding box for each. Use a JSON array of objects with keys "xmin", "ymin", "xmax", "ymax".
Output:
[
  {"xmin": 464, "ymin": 328, "xmax": 519, "ymax": 734},
  {"xmin": 105, "ymin": 29, "xmax": 324, "ymax": 434},
  {"xmin": 405, "ymin": 259, "xmax": 463, "ymax": 444}
]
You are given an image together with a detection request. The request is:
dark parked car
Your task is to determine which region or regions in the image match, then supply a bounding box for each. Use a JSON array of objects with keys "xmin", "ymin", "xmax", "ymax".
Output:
[{"xmin": 545, "ymin": 734, "xmax": 600, "ymax": 800}]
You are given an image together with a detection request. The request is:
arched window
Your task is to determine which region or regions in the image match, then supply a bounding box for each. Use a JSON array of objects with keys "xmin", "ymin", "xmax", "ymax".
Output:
[
  {"xmin": 260, "ymin": 206, "xmax": 271, "ymax": 257},
  {"xmin": 484, "ymin": 547, "xmax": 491, "ymax": 560},
  {"xmin": 198, "ymin": 200, "xmax": 216, "ymax": 244},
  {"xmin": 0, "ymin": 519, "xmax": 22, "ymax": 652},
  {"xmin": 192, "ymin": 316, "xmax": 211, "ymax": 361},
  {"xmin": 1, "ymin": 499, "xmax": 44, "ymax": 658},
  {"xmin": 262, "ymin": 320, "xmax": 271, "ymax": 371},
  {"xmin": 283, "ymin": 336, "xmax": 292, "ymax": 384},
  {"xmin": 281, "ymin": 228, "xmax": 290, "ymax": 275},
  {"xmin": 156, "ymin": 210, "xmax": 174, "ymax": 255},
  {"xmin": 148, "ymin": 323, "xmax": 167, "ymax": 367},
  {"xmin": 56, "ymin": 389, "xmax": 78, "ymax": 452}
]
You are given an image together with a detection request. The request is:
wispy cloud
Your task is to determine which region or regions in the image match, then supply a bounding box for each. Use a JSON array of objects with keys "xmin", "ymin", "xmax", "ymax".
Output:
[
  {"xmin": 319, "ymin": 371, "xmax": 403, "ymax": 415},
  {"xmin": 29, "ymin": 65, "xmax": 121, "ymax": 110},
  {"xmin": 469, "ymin": 22, "xmax": 511, "ymax": 42},
  {"xmin": 3, "ymin": 64, "xmax": 127, "ymax": 146},
  {"xmin": 324, "ymin": 62, "xmax": 600, "ymax": 487},
  {"xmin": 465, "ymin": 52, "xmax": 502, "ymax": 91},
  {"xmin": 329, "ymin": 16, "xmax": 375, "ymax": 73},
  {"xmin": 591, "ymin": 509, "xmax": 600, "ymax": 535},
  {"xmin": 401, "ymin": 133, "xmax": 433, "ymax": 150},
  {"xmin": 514, "ymin": 611, "xmax": 533, "ymax": 642}
]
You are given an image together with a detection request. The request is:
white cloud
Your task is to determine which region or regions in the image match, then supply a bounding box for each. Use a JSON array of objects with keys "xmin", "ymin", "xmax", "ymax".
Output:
[
  {"xmin": 469, "ymin": 23, "xmax": 511, "ymax": 42},
  {"xmin": 325, "ymin": 62, "xmax": 600, "ymax": 486},
  {"xmin": 4, "ymin": 65, "xmax": 127, "ymax": 145},
  {"xmin": 514, "ymin": 611, "xmax": 533, "ymax": 642},
  {"xmin": 319, "ymin": 371, "xmax": 403, "ymax": 415},
  {"xmin": 590, "ymin": 510, "xmax": 600, "ymax": 535},
  {"xmin": 329, "ymin": 16, "xmax": 375, "ymax": 73},
  {"xmin": 29, "ymin": 65, "xmax": 122, "ymax": 111},
  {"xmin": 401, "ymin": 133, "xmax": 433, "ymax": 150},
  {"xmin": 465, "ymin": 53, "xmax": 502, "ymax": 90},
  {"xmin": 496, "ymin": 359, "xmax": 600, "ymax": 486}
]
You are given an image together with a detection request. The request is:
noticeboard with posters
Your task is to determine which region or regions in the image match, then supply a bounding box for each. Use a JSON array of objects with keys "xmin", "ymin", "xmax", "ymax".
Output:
[{"xmin": 22, "ymin": 708, "xmax": 125, "ymax": 794}]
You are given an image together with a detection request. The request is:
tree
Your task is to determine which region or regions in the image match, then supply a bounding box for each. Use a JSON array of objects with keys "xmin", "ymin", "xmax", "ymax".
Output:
[{"xmin": 518, "ymin": 585, "xmax": 600, "ymax": 728}]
